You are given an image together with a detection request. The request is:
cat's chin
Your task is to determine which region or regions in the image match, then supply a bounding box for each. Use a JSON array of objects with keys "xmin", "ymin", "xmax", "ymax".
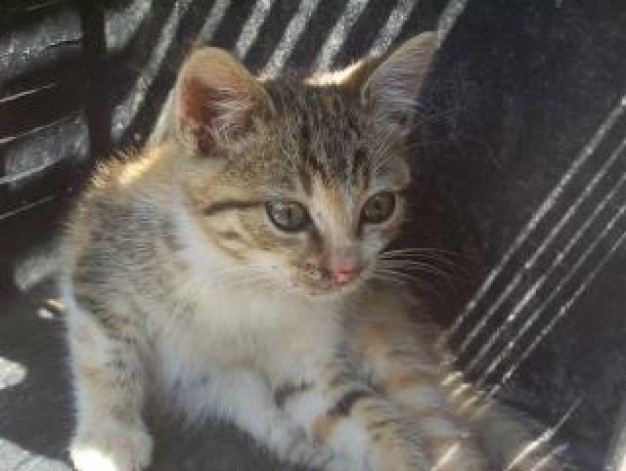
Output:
[{"xmin": 291, "ymin": 278, "xmax": 365, "ymax": 299}]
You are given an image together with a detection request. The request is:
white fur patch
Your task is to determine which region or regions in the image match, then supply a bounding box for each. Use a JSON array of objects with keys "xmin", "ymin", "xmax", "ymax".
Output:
[
  {"xmin": 394, "ymin": 385, "xmax": 447, "ymax": 409},
  {"xmin": 285, "ymin": 389, "xmax": 330, "ymax": 428},
  {"xmin": 329, "ymin": 419, "xmax": 369, "ymax": 464}
]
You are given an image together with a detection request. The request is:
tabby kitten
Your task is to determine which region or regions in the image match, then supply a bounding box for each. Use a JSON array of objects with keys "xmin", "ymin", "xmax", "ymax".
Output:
[{"xmin": 62, "ymin": 32, "xmax": 559, "ymax": 471}]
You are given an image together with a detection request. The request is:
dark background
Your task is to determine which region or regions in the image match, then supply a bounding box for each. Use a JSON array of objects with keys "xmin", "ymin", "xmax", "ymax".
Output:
[{"xmin": 1, "ymin": 0, "xmax": 625, "ymax": 470}]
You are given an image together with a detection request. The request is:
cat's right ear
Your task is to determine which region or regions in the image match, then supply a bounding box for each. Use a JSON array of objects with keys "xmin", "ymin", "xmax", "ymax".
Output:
[
  {"xmin": 174, "ymin": 47, "xmax": 273, "ymax": 156},
  {"xmin": 345, "ymin": 32, "xmax": 437, "ymax": 137}
]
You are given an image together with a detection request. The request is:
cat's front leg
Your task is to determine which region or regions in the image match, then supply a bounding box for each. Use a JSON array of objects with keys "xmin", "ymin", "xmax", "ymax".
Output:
[
  {"xmin": 188, "ymin": 368, "xmax": 350, "ymax": 471},
  {"xmin": 349, "ymin": 292, "xmax": 486, "ymax": 471},
  {"xmin": 66, "ymin": 296, "xmax": 152, "ymax": 471},
  {"xmin": 275, "ymin": 362, "xmax": 431, "ymax": 471}
]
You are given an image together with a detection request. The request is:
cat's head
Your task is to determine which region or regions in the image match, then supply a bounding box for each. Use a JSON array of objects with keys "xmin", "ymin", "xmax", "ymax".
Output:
[{"xmin": 173, "ymin": 32, "xmax": 436, "ymax": 297}]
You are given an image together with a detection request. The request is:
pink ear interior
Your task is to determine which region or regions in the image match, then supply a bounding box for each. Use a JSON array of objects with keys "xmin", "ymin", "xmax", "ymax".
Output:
[
  {"xmin": 178, "ymin": 76, "xmax": 228, "ymax": 155},
  {"xmin": 175, "ymin": 47, "xmax": 270, "ymax": 156}
]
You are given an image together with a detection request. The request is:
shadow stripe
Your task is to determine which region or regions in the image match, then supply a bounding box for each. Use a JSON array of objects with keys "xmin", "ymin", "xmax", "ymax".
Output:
[
  {"xmin": 243, "ymin": 0, "xmax": 301, "ymax": 73},
  {"xmin": 330, "ymin": 0, "xmax": 400, "ymax": 67},
  {"xmin": 260, "ymin": 0, "xmax": 322, "ymax": 75},
  {"xmin": 313, "ymin": 0, "xmax": 371, "ymax": 71},
  {"xmin": 284, "ymin": 0, "xmax": 348, "ymax": 71}
]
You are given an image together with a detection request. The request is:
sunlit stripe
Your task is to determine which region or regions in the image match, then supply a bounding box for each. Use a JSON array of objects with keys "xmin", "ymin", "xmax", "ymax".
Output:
[
  {"xmin": 149, "ymin": 0, "xmax": 232, "ymax": 145},
  {"xmin": 200, "ymin": 0, "xmax": 232, "ymax": 39},
  {"xmin": 431, "ymin": 443, "xmax": 461, "ymax": 471},
  {"xmin": 111, "ymin": 0, "xmax": 193, "ymax": 142},
  {"xmin": 314, "ymin": 0, "xmax": 370, "ymax": 71},
  {"xmin": 488, "ymin": 217, "xmax": 626, "ymax": 399},
  {"xmin": 445, "ymin": 93, "xmax": 626, "ymax": 343},
  {"xmin": 260, "ymin": 0, "xmax": 322, "ymax": 76},
  {"xmin": 0, "ymin": 195, "xmax": 55, "ymax": 222},
  {"xmin": 0, "ymin": 439, "xmax": 67, "ymax": 469},
  {"xmin": 457, "ymin": 393, "xmax": 482, "ymax": 415},
  {"xmin": 540, "ymin": 398, "xmax": 580, "ymax": 442},
  {"xmin": 0, "ymin": 114, "xmax": 75, "ymax": 146},
  {"xmin": 368, "ymin": 0, "xmax": 419, "ymax": 57},
  {"xmin": 465, "ymin": 152, "xmax": 626, "ymax": 373},
  {"xmin": 0, "ymin": 82, "xmax": 58, "ymax": 104},
  {"xmin": 234, "ymin": 0, "xmax": 275, "ymax": 58},
  {"xmin": 504, "ymin": 399, "xmax": 579, "ymax": 471},
  {"xmin": 104, "ymin": 0, "xmax": 151, "ymax": 51},
  {"xmin": 606, "ymin": 403, "xmax": 626, "ymax": 471},
  {"xmin": 460, "ymin": 134, "xmax": 626, "ymax": 357},
  {"xmin": 529, "ymin": 444, "xmax": 567, "ymax": 471},
  {"xmin": 478, "ymin": 178, "xmax": 626, "ymax": 389},
  {"xmin": 437, "ymin": 0, "xmax": 471, "ymax": 44}
]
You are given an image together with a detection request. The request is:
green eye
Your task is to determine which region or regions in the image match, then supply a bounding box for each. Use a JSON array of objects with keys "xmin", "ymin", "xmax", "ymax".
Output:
[
  {"xmin": 362, "ymin": 192, "xmax": 396, "ymax": 224},
  {"xmin": 266, "ymin": 201, "xmax": 310, "ymax": 232}
]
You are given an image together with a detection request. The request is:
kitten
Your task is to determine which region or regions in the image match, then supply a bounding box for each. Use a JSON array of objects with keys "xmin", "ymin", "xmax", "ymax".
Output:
[{"xmin": 61, "ymin": 32, "xmax": 561, "ymax": 471}]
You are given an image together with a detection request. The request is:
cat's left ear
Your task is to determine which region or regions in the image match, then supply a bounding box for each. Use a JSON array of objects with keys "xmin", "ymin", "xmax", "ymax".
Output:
[
  {"xmin": 361, "ymin": 32, "xmax": 437, "ymax": 136},
  {"xmin": 174, "ymin": 46, "xmax": 273, "ymax": 156}
]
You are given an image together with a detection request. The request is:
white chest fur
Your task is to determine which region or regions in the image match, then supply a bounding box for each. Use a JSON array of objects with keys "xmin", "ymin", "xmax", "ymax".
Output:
[
  {"xmin": 145, "ymin": 206, "xmax": 345, "ymax": 414},
  {"xmin": 148, "ymin": 282, "xmax": 342, "ymax": 418}
]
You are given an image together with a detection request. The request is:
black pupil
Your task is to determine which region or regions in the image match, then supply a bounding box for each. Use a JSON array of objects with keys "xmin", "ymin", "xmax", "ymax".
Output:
[
  {"xmin": 365, "ymin": 193, "xmax": 394, "ymax": 222},
  {"xmin": 371, "ymin": 198, "xmax": 385, "ymax": 215},
  {"xmin": 268, "ymin": 202, "xmax": 306, "ymax": 231},
  {"xmin": 283, "ymin": 206, "xmax": 299, "ymax": 225}
]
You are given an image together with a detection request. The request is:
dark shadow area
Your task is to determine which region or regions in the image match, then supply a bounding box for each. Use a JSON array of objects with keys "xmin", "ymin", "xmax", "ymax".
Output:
[
  {"xmin": 410, "ymin": 1, "xmax": 626, "ymax": 467},
  {"xmin": 0, "ymin": 77, "xmax": 83, "ymax": 140}
]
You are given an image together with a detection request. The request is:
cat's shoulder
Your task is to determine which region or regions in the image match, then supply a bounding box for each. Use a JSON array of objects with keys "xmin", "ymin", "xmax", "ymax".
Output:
[{"xmin": 64, "ymin": 144, "xmax": 174, "ymax": 262}]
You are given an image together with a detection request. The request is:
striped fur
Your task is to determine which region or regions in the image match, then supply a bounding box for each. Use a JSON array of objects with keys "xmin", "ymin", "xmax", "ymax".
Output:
[{"xmin": 62, "ymin": 33, "xmax": 563, "ymax": 471}]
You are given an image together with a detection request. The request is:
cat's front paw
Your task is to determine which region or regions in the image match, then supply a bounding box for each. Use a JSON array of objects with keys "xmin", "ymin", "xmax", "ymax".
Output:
[{"xmin": 70, "ymin": 422, "xmax": 153, "ymax": 471}]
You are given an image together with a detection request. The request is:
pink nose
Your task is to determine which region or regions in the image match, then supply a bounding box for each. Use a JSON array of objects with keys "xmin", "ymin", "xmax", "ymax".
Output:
[
  {"xmin": 332, "ymin": 270, "xmax": 358, "ymax": 286},
  {"xmin": 329, "ymin": 247, "xmax": 360, "ymax": 286}
]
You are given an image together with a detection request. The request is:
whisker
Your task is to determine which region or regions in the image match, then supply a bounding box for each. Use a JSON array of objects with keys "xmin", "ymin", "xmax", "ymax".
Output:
[
  {"xmin": 380, "ymin": 247, "xmax": 467, "ymax": 257},
  {"xmin": 373, "ymin": 267, "xmax": 445, "ymax": 302},
  {"xmin": 378, "ymin": 259, "xmax": 466, "ymax": 284},
  {"xmin": 379, "ymin": 251, "xmax": 471, "ymax": 276},
  {"xmin": 380, "ymin": 254, "xmax": 468, "ymax": 272},
  {"xmin": 373, "ymin": 268, "xmax": 413, "ymax": 284}
]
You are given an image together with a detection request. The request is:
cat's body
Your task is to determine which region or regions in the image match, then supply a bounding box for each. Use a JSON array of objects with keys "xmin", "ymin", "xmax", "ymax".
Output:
[{"xmin": 61, "ymin": 33, "xmax": 560, "ymax": 471}]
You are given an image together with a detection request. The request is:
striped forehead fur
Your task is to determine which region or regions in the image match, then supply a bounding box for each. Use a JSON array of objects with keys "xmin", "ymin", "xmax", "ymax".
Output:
[
  {"xmin": 264, "ymin": 79, "xmax": 368, "ymax": 186},
  {"xmin": 206, "ymin": 77, "xmax": 410, "ymax": 199}
]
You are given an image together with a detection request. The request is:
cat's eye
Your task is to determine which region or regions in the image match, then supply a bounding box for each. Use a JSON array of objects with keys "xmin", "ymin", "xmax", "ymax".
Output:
[
  {"xmin": 266, "ymin": 201, "xmax": 310, "ymax": 232},
  {"xmin": 362, "ymin": 191, "xmax": 396, "ymax": 224}
]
